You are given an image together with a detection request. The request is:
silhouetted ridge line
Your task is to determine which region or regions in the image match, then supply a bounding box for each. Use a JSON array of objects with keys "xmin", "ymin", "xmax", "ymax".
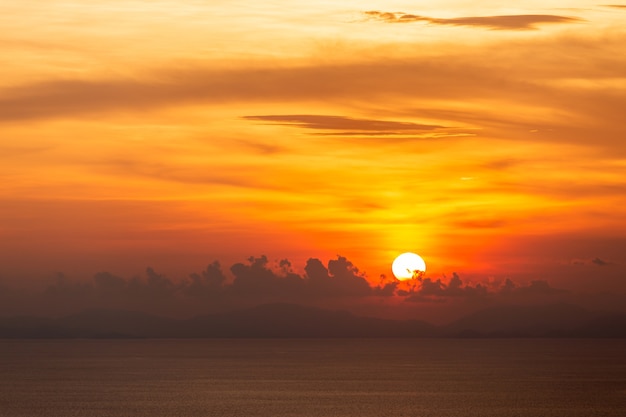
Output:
[{"xmin": 0, "ymin": 303, "xmax": 624, "ymax": 338}]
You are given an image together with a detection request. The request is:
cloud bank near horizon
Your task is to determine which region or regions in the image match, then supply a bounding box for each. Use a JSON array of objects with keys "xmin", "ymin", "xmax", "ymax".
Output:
[{"xmin": 0, "ymin": 255, "xmax": 579, "ymax": 318}]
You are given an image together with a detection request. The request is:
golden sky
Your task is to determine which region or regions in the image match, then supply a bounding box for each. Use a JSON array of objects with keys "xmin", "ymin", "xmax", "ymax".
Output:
[{"xmin": 1, "ymin": 1, "xmax": 625, "ymax": 310}]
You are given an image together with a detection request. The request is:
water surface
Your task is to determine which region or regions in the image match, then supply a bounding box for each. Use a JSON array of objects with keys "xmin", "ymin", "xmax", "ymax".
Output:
[{"xmin": 1, "ymin": 339, "xmax": 624, "ymax": 416}]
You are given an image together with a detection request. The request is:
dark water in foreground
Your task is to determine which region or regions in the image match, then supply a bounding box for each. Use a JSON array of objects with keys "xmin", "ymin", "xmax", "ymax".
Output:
[{"xmin": 1, "ymin": 339, "xmax": 625, "ymax": 417}]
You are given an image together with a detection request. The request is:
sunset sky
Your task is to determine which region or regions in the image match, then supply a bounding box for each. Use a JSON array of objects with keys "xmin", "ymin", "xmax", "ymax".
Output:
[{"xmin": 1, "ymin": 1, "xmax": 625, "ymax": 320}]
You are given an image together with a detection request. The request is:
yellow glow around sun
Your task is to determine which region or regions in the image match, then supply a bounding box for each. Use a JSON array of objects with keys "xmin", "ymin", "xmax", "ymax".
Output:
[{"xmin": 392, "ymin": 252, "xmax": 426, "ymax": 280}]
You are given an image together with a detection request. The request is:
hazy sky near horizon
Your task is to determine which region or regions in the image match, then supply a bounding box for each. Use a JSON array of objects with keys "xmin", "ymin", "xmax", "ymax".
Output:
[{"xmin": 1, "ymin": 1, "xmax": 625, "ymax": 317}]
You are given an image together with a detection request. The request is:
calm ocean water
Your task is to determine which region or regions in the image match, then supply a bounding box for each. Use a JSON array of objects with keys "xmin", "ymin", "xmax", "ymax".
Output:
[{"xmin": 1, "ymin": 339, "xmax": 624, "ymax": 417}]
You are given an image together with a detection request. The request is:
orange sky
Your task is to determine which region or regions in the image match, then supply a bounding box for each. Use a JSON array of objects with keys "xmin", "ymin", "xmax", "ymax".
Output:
[{"xmin": 1, "ymin": 1, "xmax": 625, "ymax": 317}]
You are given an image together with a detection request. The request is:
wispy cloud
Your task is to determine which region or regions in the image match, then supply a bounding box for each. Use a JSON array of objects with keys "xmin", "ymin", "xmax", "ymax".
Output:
[
  {"xmin": 364, "ymin": 11, "xmax": 583, "ymax": 30},
  {"xmin": 243, "ymin": 114, "xmax": 443, "ymax": 135},
  {"xmin": 1, "ymin": 35, "xmax": 625, "ymax": 154},
  {"xmin": 97, "ymin": 157, "xmax": 286, "ymax": 190},
  {"xmin": 570, "ymin": 256, "xmax": 616, "ymax": 267}
]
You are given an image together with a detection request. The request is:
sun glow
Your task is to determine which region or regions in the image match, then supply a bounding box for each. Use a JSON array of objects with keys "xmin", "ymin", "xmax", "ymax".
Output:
[{"xmin": 392, "ymin": 252, "xmax": 426, "ymax": 280}]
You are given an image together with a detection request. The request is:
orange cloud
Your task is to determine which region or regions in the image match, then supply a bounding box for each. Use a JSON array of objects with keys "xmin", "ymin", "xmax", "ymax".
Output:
[
  {"xmin": 243, "ymin": 114, "xmax": 444, "ymax": 135},
  {"xmin": 364, "ymin": 11, "xmax": 583, "ymax": 30},
  {"xmin": 2, "ymin": 35, "xmax": 624, "ymax": 153}
]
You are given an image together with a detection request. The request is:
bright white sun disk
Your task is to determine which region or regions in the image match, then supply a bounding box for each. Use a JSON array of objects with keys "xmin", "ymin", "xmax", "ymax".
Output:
[{"xmin": 392, "ymin": 252, "xmax": 426, "ymax": 280}]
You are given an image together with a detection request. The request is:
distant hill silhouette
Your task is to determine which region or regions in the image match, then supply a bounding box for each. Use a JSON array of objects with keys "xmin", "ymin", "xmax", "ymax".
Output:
[
  {"xmin": 59, "ymin": 309, "xmax": 179, "ymax": 338},
  {"xmin": 442, "ymin": 304, "xmax": 593, "ymax": 337},
  {"xmin": 568, "ymin": 313, "xmax": 626, "ymax": 338},
  {"xmin": 181, "ymin": 303, "xmax": 435, "ymax": 338},
  {"xmin": 0, "ymin": 303, "xmax": 624, "ymax": 338}
]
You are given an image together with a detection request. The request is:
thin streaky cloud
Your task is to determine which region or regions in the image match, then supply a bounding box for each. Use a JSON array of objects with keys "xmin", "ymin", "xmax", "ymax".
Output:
[
  {"xmin": 95, "ymin": 157, "xmax": 288, "ymax": 190},
  {"xmin": 0, "ymin": 50, "xmax": 623, "ymax": 125},
  {"xmin": 1, "ymin": 51, "xmax": 625, "ymax": 153},
  {"xmin": 243, "ymin": 115, "xmax": 443, "ymax": 133},
  {"xmin": 364, "ymin": 11, "xmax": 583, "ymax": 30},
  {"xmin": 307, "ymin": 132, "xmax": 471, "ymax": 139}
]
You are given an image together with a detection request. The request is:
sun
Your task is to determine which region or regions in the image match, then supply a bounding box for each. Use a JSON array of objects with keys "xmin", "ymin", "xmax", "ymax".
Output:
[{"xmin": 392, "ymin": 252, "xmax": 426, "ymax": 280}]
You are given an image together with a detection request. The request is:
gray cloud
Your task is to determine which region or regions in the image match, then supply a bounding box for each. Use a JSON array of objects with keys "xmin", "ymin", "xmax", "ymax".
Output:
[
  {"xmin": 570, "ymin": 256, "xmax": 615, "ymax": 266},
  {"xmin": 0, "ymin": 256, "xmax": 577, "ymax": 317},
  {"xmin": 592, "ymin": 257, "xmax": 609, "ymax": 266},
  {"xmin": 405, "ymin": 274, "xmax": 567, "ymax": 303},
  {"xmin": 128, "ymin": 260, "xmax": 384, "ymax": 308},
  {"xmin": 405, "ymin": 273, "xmax": 489, "ymax": 302},
  {"xmin": 364, "ymin": 11, "xmax": 583, "ymax": 30},
  {"xmin": 500, "ymin": 279, "xmax": 568, "ymax": 296}
]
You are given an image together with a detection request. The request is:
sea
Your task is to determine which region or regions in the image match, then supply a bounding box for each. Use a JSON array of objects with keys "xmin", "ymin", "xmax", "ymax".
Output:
[{"xmin": 1, "ymin": 339, "xmax": 624, "ymax": 417}]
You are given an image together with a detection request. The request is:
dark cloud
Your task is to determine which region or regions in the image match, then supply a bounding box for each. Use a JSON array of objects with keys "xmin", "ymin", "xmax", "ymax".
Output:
[
  {"xmin": 501, "ymin": 279, "xmax": 568, "ymax": 296},
  {"xmin": 417, "ymin": 277, "xmax": 446, "ymax": 296},
  {"xmin": 327, "ymin": 256, "xmax": 373, "ymax": 296},
  {"xmin": 243, "ymin": 115, "xmax": 443, "ymax": 135},
  {"xmin": 526, "ymin": 280, "xmax": 567, "ymax": 294},
  {"xmin": 364, "ymin": 11, "xmax": 583, "ymax": 30},
  {"xmin": 373, "ymin": 281, "xmax": 398, "ymax": 297},
  {"xmin": 0, "ymin": 256, "xmax": 588, "ymax": 317},
  {"xmin": 303, "ymin": 257, "xmax": 372, "ymax": 297},
  {"xmin": 405, "ymin": 274, "xmax": 567, "ymax": 303},
  {"xmin": 145, "ymin": 267, "xmax": 178, "ymax": 299},
  {"xmin": 405, "ymin": 272, "xmax": 489, "ymax": 302},
  {"xmin": 570, "ymin": 257, "xmax": 614, "ymax": 267},
  {"xmin": 604, "ymin": 5, "xmax": 626, "ymax": 8},
  {"xmin": 93, "ymin": 271, "xmax": 126, "ymax": 294},
  {"xmin": 41, "ymin": 268, "xmax": 183, "ymax": 315},
  {"xmin": 501, "ymin": 278, "xmax": 517, "ymax": 292},
  {"xmin": 592, "ymin": 257, "xmax": 609, "ymax": 266},
  {"xmin": 183, "ymin": 261, "xmax": 226, "ymax": 298},
  {"xmin": 229, "ymin": 255, "xmax": 305, "ymax": 299}
]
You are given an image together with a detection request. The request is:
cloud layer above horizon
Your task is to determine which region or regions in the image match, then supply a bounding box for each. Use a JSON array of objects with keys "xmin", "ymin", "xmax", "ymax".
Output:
[{"xmin": 0, "ymin": 255, "xmax": 586, "ymax": 321}]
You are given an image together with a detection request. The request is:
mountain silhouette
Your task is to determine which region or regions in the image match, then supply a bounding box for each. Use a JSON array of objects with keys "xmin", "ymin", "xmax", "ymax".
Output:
[
  {"xmin": 180, "ymin": 303, "xmax": 436, "ymax": 338},
  {"xmin": 441, "ymin": 303, "xmax": 593, "ymax": 337},
  {"xmin": 0, "ymin": 303, "xmax": 624, "ymax": 338}
]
